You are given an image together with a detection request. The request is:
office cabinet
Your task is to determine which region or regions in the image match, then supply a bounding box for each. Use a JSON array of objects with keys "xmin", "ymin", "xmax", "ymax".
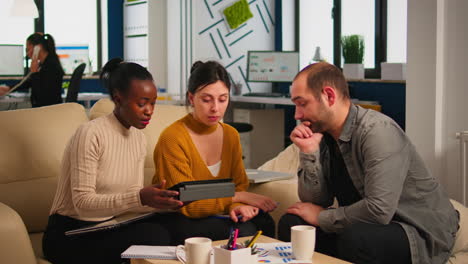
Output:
[{"xmin": 123, "ymin": 0, "xmax": 167, "ymax": 89}]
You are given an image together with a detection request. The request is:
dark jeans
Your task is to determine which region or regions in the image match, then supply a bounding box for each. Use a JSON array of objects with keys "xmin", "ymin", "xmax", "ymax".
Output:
[
  {"xmin": 164, "ymin": 211, "xmax": 276, "ymax": 246},
  {"xmin": 278, "ymin": 213, "xmax": 411, "ymax": 264},
  {"xmin": 43, "ymin": 213, "xmax": 174, "ymax": 264}
]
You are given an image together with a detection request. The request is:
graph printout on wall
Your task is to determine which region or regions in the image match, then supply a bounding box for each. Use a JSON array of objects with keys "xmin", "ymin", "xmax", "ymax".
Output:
[{"xmin": 247, "ymin": 51, "xmax": 299, "ymax": 83}]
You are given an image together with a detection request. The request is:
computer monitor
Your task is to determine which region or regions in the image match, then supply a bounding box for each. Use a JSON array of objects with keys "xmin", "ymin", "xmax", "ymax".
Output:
[
  {"xmin": 0, "ymin": 44, "xmax": 25, "ymax": 76},
  {"xmin": 246, "ymin": 51, "xmax": 299, "ymax": 83},
  {"xmin": 56, "ymin": 44, "xmax": 90, "ymax": 74}
]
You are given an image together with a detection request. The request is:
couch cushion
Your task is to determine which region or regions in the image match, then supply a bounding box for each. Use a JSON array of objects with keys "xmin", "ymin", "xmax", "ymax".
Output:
[
  {"xmin": 248, "ymin": 179, "xmax": 299, "ymax": 230},
  {"xmin": 450, "ymin": 199, "xmax": 468, "ymax": 256},
  {"xmin": 90, "ymin": 99, "xmax": 189, "ymax": 184},
  {"xmin": 29, "ymin": 232, "xmax": 44, "ymax": 258},
  {"xmin": 0, "ymin": 103, "xmax": 88, "ymax": 232}
]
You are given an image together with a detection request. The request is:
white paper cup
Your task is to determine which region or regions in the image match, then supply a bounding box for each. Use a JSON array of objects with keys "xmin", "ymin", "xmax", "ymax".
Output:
[
  {"xmin": 291, "ymin": 225, "xmax": 316, "ymax": 260},
  {"xmin": 176, "ymin": 237, "xmax": 212, "ymax": 264}
]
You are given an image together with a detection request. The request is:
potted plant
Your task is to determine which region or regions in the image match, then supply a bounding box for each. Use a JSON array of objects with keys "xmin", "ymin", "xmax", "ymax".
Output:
[{"xmin": 341, "ymin": 34, "xmax": 365, "ymax": 79}]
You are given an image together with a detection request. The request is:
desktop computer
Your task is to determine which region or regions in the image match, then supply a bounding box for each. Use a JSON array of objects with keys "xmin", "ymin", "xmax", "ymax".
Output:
[{"xmin": 0, "ymin": 45, "xmax": 25, "ymax": 76}]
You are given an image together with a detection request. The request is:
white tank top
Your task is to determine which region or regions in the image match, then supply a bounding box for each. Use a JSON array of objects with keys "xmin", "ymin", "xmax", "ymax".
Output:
[{"xmin": 207, "ymin": 160, "xmax": 221, "ymax": 177}]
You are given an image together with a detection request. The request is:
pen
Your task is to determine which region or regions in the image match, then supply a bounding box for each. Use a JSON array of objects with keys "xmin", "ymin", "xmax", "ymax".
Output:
[
  {"xmin": 226, "ymin": 227, "xmax": 234, "ymax": 249},
  {"xmin": 232, "ymin": 228, "xmax": 239, "ymax": 250},
  {"xmin": 211, "ymin": 214, "xmax": 243, "ymax": 220},
  {"xmin": 247, "ymin": 230, "xmax": 262, "ymax": 248}
]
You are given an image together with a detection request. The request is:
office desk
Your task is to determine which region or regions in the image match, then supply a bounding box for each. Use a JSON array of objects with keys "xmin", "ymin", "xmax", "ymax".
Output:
[
  {"xmin": 130, "ymin": 235, "xmax": 351, "ymax": 264},
  {"xmin": 231, "ymin": 95, "xmax": 381, "ymax": 109},
  {"xmin": 231, "ymin": 95, "xmax": 294, "ymax": 106},
  {"xmin": 0, "ymin": 92, "xmax": 109, "ymax": 108}
]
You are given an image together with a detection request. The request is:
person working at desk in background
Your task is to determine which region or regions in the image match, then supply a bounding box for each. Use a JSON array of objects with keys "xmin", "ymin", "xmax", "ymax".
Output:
[
  {"xmin": 278, "ymin": 62, "xmax": 459, "ymax": 264},
  {"xmin": 0, "ymin": 32, "xmax": 64, "ymax": 107},
  {"xmin": 152, "ymin": 60, "xmax": 277, "ymax": 244},
  {"xmin": 42, "ymin": 58, "xmax": 184, "ymax": 264}
]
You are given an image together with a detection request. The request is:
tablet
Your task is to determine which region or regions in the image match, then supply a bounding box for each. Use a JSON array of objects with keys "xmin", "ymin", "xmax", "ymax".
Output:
[
  {"xmin": 167, "ymin": 178, "xmax": 235, "ymax": 202},
  {"xmin": 167, "ymin": 178, "xmax": 232, "ymax": 191}
]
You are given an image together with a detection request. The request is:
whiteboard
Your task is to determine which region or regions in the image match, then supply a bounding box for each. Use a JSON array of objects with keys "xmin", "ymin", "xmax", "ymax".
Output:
[
  {"xmin": 0, "ymin": 45, "xmax": 24, "ymax": 76},
  {"xmin": 247, "ymin": 51, "xmax": 299, "ymax": 82}
]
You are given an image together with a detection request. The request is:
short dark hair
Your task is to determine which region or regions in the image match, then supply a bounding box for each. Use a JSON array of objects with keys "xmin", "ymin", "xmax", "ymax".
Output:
[
  {"xmin": 186, "ymin": 60, "xmax": 231, "ymax": 105},
  {"xmin": 100, "ymin": 58, "xmax": 154, "ymax": 99},
  {"xmin": 295, "ymin": 62, "xmax": 350, "ymax": 99}
]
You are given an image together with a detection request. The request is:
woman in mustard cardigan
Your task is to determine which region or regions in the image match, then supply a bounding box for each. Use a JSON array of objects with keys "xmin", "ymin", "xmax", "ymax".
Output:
[{"xmin": 153, "ymin": 61, "xmax": 277, "ymax": 244}]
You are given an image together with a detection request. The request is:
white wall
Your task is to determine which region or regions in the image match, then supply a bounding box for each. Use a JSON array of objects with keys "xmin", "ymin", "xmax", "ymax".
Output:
[
  {"xmin": 406, "ymin": 0, "xmax": 439, "ymax": 179},
  {"xmin": 166, "ymin": 0, "xmax": 276, "ymax": 98},
  {"xmin": 441, "ymin": 0, "xmax": 468, "ymax": 203},
  {"xmin": 407, "ymin": 0, "xmax": 468, "ymax": 203}
]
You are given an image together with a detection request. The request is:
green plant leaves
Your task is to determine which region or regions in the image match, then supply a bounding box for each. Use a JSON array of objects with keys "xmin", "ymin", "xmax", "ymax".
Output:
[
  {"xmin": 341, "ymin": 35, "xmax": 365, "ymax": 64},
  {"xmin": 223, "ymin": 0, "xmax": 254, "ymax": 30}
]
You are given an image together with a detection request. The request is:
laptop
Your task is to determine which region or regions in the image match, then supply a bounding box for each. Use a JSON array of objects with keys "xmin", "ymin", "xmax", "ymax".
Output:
[
  {"xmin": 65, "ymin": 211, "xmax": 157, "ymax": 236},
  {"xmin": 246, "ymin": 169, "xmax": 294, "ymax": 183}
]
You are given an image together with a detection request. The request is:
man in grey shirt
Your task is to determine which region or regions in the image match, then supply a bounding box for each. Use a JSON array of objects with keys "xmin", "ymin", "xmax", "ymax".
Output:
[{"xmin": 278, "ymin": 62, "xmax": 459, "ymax": 264}]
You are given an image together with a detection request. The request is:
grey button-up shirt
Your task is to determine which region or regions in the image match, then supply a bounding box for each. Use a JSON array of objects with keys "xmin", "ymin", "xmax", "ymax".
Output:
[{"xmin": 298, "ymin": 104, "xmax": 459, "ymax": 264}]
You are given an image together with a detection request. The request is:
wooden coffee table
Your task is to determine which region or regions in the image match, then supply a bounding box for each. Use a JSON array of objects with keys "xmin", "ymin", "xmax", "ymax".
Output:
[{"xmin": 130, "ymin": 235, "xmax": 351, "ymax": 264}]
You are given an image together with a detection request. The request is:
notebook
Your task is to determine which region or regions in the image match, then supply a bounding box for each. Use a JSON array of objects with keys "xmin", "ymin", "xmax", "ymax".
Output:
[
  {"xmin": 246, "ymin": 169, "xmax": 294, "ymax": 183},
  {"xmin": 65, "ymin": 211, "xmax": 157, "ymax": 236},
  {"xmin": 121, "ymin": 245, "xmax": 177, "ymax": 259}
]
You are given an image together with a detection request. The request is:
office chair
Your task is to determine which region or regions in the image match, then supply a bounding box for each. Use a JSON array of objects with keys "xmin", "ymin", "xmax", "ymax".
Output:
[
  {"xmin": 65, "ymin": 63, "xmax": 87, "ymax": 103},
  {"xmin": 225, "ymin": 122, "xmax": 253, "ymax": 133},
  {"xmin": 225, "ymin": 121, "xmax": 253, "ymax": 161}
]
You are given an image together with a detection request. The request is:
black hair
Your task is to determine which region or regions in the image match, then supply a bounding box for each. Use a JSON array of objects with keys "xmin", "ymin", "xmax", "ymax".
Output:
[
  {"xmin": 186, "ymin": 60, "xmax": 231, "ymax": 105},
  {"xmin": 100, "ymin": 58, "xmax": 154, "ymax": 100},
  {"xmin": 27, "ymin": 32, "xmax": 64, "ymax": 74}
]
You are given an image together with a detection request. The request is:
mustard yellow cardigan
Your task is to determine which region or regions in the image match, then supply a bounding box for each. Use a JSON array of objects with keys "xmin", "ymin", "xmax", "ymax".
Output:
[{"xmin": 153, "ymin": 114, "xmax": 249, "ymax": 218}]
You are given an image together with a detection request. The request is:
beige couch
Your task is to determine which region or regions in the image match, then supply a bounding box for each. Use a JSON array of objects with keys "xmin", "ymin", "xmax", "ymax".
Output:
[
  {"xmin": 0, "ymin": 100, "xmax": 466, "ymax": 263},
  {"xmin": 0, "ymin": 100, "xmax": 299, "ymax": 263}
]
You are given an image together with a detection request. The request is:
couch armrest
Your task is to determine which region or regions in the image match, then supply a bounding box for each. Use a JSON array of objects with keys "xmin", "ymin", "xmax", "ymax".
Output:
[
  {"xmin": 258, "ymin": 144, "xmax": 299, "ymax": 175},
  {"xmin": 0, "ymin": 202, "xmax": 37, "ymax": 264}
]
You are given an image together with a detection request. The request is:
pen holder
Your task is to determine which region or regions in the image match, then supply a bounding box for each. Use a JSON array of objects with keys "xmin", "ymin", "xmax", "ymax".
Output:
[{"xmin": 213, "ymin": 245, "xmax": 253, "ymax": 264}]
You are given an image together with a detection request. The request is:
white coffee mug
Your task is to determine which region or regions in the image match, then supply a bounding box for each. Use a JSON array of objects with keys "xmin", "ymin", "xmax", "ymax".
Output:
[
  {"xmin": 291, "ymin": 225, "xmax": 316, "ymax": 260},
  {"xmin": 176, "ymin": 237, "xmax": 212, "ymax": 264}
]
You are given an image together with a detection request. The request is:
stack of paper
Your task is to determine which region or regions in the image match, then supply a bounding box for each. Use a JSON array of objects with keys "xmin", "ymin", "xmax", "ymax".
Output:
[{"xmin": 121, "ymin": 245, "xmax": 177, "ymax": 259}]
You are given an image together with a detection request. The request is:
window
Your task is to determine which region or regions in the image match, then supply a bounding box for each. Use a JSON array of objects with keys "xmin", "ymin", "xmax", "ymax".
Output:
[
  {"xmin": 0, "ymin": 0, "xmax": 35, "ymax": 45},
  {"xmin": 387, "ymin": 0, "xmax": 407, "ymax": 63},
  {"xmin": 299, "ymin": 0, "xmax": 334, "ymax": 70},
  {"xmin": 0, "ymin": 0, "xmax": 105, "ymax": 74},
  {"xmin": 44, "ymin": 0, "xmax": 98, "ymax": 72},
  {"xmin": 298, "ymin": 0, "xmax": 407, "ymax": 78},
  {"xmin": 341, "ymin": 0, "xmax": 375, "ymax": 68}
]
